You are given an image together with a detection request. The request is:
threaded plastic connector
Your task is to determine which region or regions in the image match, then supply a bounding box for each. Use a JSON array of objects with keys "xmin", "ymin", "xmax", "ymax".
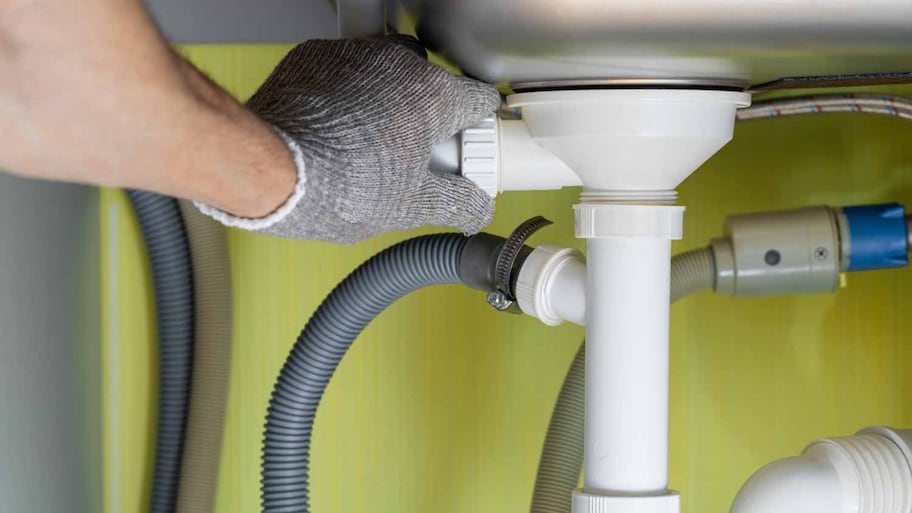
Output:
[
  {"xmin": 732, "ymin": 427, "xmax": 912, "ymax": 513},
  {"xmin": 807, "ymin": 433, "xmax": 912, "ymax": 513},
  {"xmin": 573, "ymin": 204, "xmax": 685, "ymax": 240},
  {"xmin": 572, "ymin": 490, "xmax": 680, "ymax": 513}
]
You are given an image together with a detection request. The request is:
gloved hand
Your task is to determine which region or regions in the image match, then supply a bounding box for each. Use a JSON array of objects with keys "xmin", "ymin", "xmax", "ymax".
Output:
[{"xmin": 200, "ymin": 38, "xmax": 501, "ymax": 244}]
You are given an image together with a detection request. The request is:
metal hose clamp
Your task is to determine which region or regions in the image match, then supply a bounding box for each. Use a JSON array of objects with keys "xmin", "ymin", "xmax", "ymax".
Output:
[{"xmin": 487, "ymin": 216, "xmax": 553, "ymax": 313}]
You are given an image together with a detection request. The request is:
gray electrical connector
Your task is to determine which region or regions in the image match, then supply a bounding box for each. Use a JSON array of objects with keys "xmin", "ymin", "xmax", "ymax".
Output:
[{"xmin": 712, "ymin": 206, "xmax": 842, "ymax": 297}]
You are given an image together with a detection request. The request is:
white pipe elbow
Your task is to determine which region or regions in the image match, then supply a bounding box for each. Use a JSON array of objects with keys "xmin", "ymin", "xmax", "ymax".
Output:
[
  {"xmin": 732, "ymin": 455, "xmax": 844, "ymax": 513},
  {"xmin": 732, "ymin": 427, "xmax": 912, "ymax": 513}
]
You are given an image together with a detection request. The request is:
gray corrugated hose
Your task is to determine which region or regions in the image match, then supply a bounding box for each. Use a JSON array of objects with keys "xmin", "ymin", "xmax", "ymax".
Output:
[
  {"xmin": 127, "ymin": 191, "xmax": 195, "ymax": 513},
  {"xmin": 530, "ymin": 247, "xmax": 716, "ymax": 513},
  {"xmin": 176, "ymin": 201, "xmax": 233, "ymax": 513},
  {"xmin": 261, "ymin": 234, "xmax": 468, "ymax": 513}
]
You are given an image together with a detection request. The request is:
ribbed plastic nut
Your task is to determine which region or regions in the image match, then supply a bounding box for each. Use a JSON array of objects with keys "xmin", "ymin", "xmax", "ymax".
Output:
[
  {"xmin": 460, "ymin": 117, "xmax": 500, "ymax": 198},
  {"xmin": 574, "ymin": 204, "xmax": 685, "ymax": 240},
  {"xmin": 806, "ymin": 433, "xmax": 912, "ymax": 513},
  {"xmin": 515, "ymin": 244, "xmax": 584, "ymax": 326},
  {"xmin": 572, "ymin": 490, "xmax": 680, "ymax": 513}
]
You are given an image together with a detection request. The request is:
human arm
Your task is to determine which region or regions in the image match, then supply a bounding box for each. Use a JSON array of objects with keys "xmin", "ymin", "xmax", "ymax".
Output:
[
  {"xmin": 0, "ymin": 1, "xmax": 500, "ymax": 241},
  {"xmin": 0, "ymin": 0, "xmax": 302, "ymax": 218}
]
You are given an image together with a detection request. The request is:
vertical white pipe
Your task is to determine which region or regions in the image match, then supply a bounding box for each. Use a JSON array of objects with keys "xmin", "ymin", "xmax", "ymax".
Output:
[
  {"xmin": 503, "ymin": 89, "xmax": 746, "ymax": 513},
  {"xmin": 584, "ymin": 237, "xmax": 672, "ymax": 493}
]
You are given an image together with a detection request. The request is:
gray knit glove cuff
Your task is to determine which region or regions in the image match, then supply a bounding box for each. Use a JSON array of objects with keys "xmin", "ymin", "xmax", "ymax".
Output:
[{"xmin": 201, "ymin": 38, "xmax": 501, "ymax": 244}]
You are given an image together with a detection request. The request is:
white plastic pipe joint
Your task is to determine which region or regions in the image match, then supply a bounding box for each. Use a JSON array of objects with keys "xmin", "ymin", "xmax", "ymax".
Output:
[
  {"xmin": 732, "ymin": 427, "xmax": 912, "ymax": 513},
  {"xmin": 515, "ymin": 244, "xmax": 587, "ymax": 326}
]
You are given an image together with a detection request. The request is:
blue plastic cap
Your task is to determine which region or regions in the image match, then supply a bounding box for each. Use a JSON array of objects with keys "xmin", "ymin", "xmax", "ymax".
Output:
[{"xmin": 843, "ymin": 203, "xmax": 909, "ymax": 271}]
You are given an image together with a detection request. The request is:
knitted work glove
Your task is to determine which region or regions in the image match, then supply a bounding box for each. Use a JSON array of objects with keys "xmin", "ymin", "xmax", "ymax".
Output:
[{"xmin": 196, "ymin": 38, "xmax": 501, "ymax": 244}]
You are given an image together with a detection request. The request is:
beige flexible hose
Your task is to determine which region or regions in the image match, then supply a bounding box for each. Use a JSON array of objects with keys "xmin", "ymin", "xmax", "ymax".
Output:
[
  {"xmin": 176, "ymin": 201, "xmax": 234, "ymax": 513},
  {"xmin": 530, "ymin": 342, "xmax": 585, "ymax": 513},
  {"xmin": 670, "ymin": 247, "xmax": 716, "ymax": 303}
]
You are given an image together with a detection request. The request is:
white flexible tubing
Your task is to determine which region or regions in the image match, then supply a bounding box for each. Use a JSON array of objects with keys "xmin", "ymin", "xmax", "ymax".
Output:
[
  {"xmin": 585, "ymin": 237, "xmax": 672, "ymax": 493},
  {"xmin": 498, "ymin": 119, "xmax": 582, "ymax": 192}
]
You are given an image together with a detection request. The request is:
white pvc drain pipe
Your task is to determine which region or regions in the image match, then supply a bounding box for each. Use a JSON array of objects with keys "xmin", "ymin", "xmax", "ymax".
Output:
[
  {"xmin": 578, "ymin": 203, "xmax": 685, "ymax": 492},
  {"xmin": 505, "ymin": 89, "xmax": 751, "ymax": 513}
]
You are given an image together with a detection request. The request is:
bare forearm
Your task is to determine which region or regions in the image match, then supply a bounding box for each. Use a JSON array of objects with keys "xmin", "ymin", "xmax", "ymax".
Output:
[
  {"xmin": 149, "ymin": 90, "xmax": 297, "ymax": 218},
  {"xmin": 0, "ymin": 0, "xmax": 295, "ymax": 218},
  {"xmin": 167, "ymin": 55, "xmax": 297, "ymax": 217}
]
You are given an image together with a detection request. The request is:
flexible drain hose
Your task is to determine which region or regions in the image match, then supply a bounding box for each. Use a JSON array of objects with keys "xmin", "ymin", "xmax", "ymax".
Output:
[
  {"xmin": 261, "ymin": 234, "xmax": 468, "ymax": 513},
  {"xmin": 127, "ymin": 190, "xmax": 195, "ymax": 513},
  {"xmin": 127, "ymin": 190, "xmax": 193, "ymax": 513},
  {"xmin": 176, "ymin": 201, "xmax": 233, "ymax": 513},
  {"xmin": 530, "ymin": 247, "xmax": 716, "ymax": 513},
  {"xmin": 670, "ymin": 247, "xmax": 716, "ymax": 303},
  {"xmin": 530, "ymin": 342, "xmax": 585, "ymax": 513}
]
